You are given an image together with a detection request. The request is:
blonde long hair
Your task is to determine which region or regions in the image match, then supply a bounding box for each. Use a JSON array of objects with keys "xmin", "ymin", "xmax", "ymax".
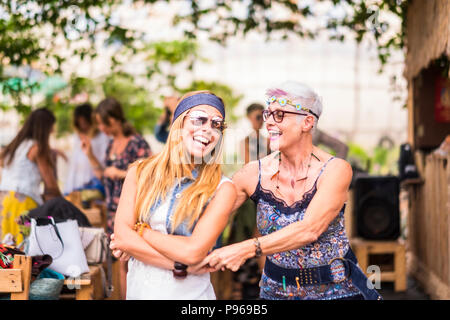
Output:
[{"xmin": 133, "ymin": 91, "xmax": 225, "ymax": 232}]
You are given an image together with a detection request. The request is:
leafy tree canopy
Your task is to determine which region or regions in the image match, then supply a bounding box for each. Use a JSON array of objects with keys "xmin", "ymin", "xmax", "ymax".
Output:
[{"xmin": 0, "ymin": 0, "xmax": 407, "ymax": 120}]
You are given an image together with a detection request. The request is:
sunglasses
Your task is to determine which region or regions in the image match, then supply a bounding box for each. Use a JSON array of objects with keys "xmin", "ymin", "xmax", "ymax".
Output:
[
  {"xmin": 262, "ymin": 109, "xmax": 308, "ymax": 123},
  {"xmin": 188, "ymin": 110, "xmax": 227, "ymax": 132},
  {"xmin": 266, "ymin": 95, "xmax": 319, "ymax": 118}
]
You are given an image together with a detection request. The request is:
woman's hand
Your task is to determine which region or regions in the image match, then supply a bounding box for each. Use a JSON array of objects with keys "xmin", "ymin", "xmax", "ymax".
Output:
[
  {"xmin": 104, "ymin": 166, "xmax": 123, "ymax": 179},
  {"xmin": 110, "ymin": 233, "xmax": 131, "ymax": 262},
  {"xmin": 201, "ymin": 240, "xmax": 254, "ymax": 272},
  {"xmin": 80, "ymin": 134, "xmax": 93, "ymax": 157},
  {"xmin": 186, "ymin": 261, "xmax": 216, "ymax": 275}
]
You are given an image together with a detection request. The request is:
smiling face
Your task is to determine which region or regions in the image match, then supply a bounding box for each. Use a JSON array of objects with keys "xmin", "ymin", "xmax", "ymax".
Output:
[
  {"xmin": 265, "ymin": 97, "xmax": 315, "ymax": 152},
  {"xmin": 181, "ymin": 105, "xmax": 224, "ymax": 160}
]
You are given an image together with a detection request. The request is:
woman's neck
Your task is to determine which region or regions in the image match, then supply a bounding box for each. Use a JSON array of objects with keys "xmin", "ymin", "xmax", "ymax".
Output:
[
  {"xmin": 279, "ymin": 135, "xmax": 314, "ymax": 172},
  {"xmin": 112, "ymin": 128, "xmax": 126, "ymax": 140}
]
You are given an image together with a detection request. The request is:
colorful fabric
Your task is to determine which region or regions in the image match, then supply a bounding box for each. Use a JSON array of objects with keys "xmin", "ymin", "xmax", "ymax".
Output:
[
  {"xmin": 0, "ymin": 191, "xmax": 38, "ymax": 245},
  {"xmin": 250, "ymin": 157, "xmax": 361, "ymax": 300},
  {"xmin": 103, "ymin": 134, "xmax": 151, "ymax": 235},
  {"xmin": 0, "ymin": 244, "xmax": 24, "ymax": 269}
]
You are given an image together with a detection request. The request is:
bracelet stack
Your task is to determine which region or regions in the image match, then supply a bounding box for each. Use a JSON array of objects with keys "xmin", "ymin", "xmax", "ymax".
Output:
[{"xmin": 133, "ymin": 222, "xmax": 150, "ymax": 236}]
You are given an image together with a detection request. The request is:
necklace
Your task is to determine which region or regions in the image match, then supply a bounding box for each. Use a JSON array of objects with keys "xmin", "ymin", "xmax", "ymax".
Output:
[{"xmin": 272, "ymin": 151, "xmax": 320, "ymax": 196}]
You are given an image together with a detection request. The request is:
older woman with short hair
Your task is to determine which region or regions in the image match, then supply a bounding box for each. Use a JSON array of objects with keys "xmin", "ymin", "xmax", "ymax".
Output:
[{"xmin": 203, "ymin": 81, "xmax": 382, "ymax": 300}]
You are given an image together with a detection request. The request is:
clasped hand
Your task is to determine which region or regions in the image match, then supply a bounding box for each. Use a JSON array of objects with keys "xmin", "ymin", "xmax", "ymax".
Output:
[{"xmin": 199, "ymin": 241, "xmax": 252, "ymax": 273}]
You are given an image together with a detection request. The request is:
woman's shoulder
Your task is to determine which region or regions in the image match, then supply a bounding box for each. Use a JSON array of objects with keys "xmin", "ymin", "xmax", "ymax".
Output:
[
  {"xmin": 230, "ymin": 159, "xmax": 262, "ymax": 196},
  {"xmin": 316, "ymin": 155, "xmax": 352, "ymax": 188},
  {"xmin": 322, "ymin": 155, "xmax": 352, "ymax": 173},
  {"xmin": 218, "ymin": 175, "xmax": 233, "ymax": 187},
  {"xmin": 24, "ymin": 140, "xmax": 38, "ymax": 161},
  {"xmin": 215, "ymin": 175, "xmax": 237, "ymax": 197}
]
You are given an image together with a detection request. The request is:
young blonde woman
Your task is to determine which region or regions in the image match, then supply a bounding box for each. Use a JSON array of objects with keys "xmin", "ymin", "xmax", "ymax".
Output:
[{"xmin": 110, "ymin": 91, "xmax": 236, "ymax": 299}]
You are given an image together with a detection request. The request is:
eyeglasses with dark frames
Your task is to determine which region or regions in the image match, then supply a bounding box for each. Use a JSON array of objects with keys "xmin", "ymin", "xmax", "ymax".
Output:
[{"xmin": 262, "ymin": 109, "xmax": 309, "ymax": 123}]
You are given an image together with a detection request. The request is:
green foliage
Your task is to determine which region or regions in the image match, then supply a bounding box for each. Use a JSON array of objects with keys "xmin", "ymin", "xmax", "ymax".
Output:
[
  {"xmin": 40, "ymin": 72, "xmax": 161, "ymax": 137},
  {"xmin": 347, "ymin": 142, "xmax": 372, "ymax": 172},
  {"xmin": 102, "ymin": 72, "xmax": 161, "ymax": 135},
  {"xmin": 0, "ymin": 0, "xmax": 408, "ymax": 117},
  {"xmin": 41, "ymin": 73, "xmax": 242, "ymax": 137},
  {"xmin": 177, "ymin": 80, "xmax": 243, "ymax": 122},
  {"xmin": 347, "ymin": 142, "xmax": 399, "ymax": 175},
  {"xmin": 173, "ymin": 0, "xmax": 408, "ymax": 72}
]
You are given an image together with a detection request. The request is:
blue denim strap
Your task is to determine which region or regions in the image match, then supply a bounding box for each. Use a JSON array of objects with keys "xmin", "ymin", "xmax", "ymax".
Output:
[{"xmin": 345, "ymin": 256, "xmax": 383, "ymax": 300}]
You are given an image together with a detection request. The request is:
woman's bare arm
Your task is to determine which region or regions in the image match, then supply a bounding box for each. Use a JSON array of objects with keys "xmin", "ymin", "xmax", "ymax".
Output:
[
  {"xmin": 204, "ymin": 159, "xmax": 353, "ymax": 271},
  {"xmin": 230, "ymin": 160, "xmax": 259, "ymax": 212},
  {"xmin": 140, "ymin": 181, "xmax": 237, "ymax": 266},
  {"xmin": 113, "ymin": 165, "xmax": 174, "ymax": 269}
]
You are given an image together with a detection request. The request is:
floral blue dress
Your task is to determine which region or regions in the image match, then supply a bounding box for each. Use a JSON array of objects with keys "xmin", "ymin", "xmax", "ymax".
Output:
[{"xmin": 250, "ymin": 157, "xmax": 361, "ymax": 300}]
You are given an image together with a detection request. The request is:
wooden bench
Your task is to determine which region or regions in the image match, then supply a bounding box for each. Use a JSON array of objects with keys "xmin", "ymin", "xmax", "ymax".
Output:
[
  {"xmin": 0, "ymin": 255, "xmax": 32, "ymax": 300},
  {"xmin": 350, "ymin": 238, "xmax": 407, "ymax": 292}
]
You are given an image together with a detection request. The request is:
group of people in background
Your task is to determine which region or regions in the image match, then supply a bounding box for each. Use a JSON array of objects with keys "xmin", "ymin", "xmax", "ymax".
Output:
[
  {"xmin": 0, "ymin": 82, "xmax": 381, "ymax": 301},
  {"xmin": 0, "ymin": 97, "xmax": 151, "ymax": 243}
]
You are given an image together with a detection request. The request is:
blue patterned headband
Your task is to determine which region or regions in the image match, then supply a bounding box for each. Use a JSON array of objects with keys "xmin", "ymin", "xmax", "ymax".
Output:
[{"xmin": 172, "ymin": 93, "xmax": 225, "ymax": 124}]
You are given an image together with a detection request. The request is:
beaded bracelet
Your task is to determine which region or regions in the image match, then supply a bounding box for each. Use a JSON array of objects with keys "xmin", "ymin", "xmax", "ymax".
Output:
[{"xmin": 133, "ymin": 222, "xmax": 151, "ymax": 236}]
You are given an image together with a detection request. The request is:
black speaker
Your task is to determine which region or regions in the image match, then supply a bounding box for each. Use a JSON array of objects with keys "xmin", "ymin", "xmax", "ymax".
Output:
[{"xmin": 353, "ymin": 176, "xmax": 400, "ymax": 240}]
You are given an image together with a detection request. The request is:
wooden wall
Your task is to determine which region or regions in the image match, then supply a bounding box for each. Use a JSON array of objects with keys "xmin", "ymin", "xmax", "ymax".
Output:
[{"xmin": 407, "ymin": 152, "xmax": 450, "ymax": 299}]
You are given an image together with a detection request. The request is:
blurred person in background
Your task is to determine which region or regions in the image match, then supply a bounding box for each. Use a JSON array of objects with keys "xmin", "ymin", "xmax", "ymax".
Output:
[
  {"xmin": 154, "ymin": 95, "xmax": 179, "ymax": 144},
  {"xmin": 240, "ymin": 103, "xmax": 271, "ymax": 164},
  {"xmin": 0, "ymin": 108, "xmax": 61, "ymax": 245},
  {"xmin": 81, "ymin": 97, "xmax": 151, "ymax": 299},
  {"xmin": 64, "ymin": 103, "xmax": 110, "ymax": 195}
]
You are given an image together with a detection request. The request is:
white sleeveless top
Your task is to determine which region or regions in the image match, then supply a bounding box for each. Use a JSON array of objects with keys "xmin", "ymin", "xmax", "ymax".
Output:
[
  {"xmin": 0, "ymin": 140, "xmax": 43, "ymax": 205},
  {"xmin": 126, "ymin": 176, "xmax": 233, "ymax": 300},
  {"xmin": 63, "ymin": 132, "xmax": 110, "ymax": 194}
]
